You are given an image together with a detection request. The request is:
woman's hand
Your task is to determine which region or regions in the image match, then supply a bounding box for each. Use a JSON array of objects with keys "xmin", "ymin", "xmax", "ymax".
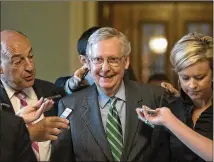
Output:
[
  {"xmin": 16, "ymin": 97, "xmax": 54, "ymax": 124},
  {"xmin": 136, "ymin": 106, "xmax": 175, "ymax": 126}
]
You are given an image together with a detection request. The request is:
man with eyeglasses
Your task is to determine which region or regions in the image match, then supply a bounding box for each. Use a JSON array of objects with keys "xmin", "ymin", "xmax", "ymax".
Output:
[
  {"xmin": 51, "ymin": 27, "xmax": 171, "ymax": 162},
  {"xmin": 0, "ymin": 30, "xmax": 69, "ymax": 161},
  {"xmin": 55, "ymin": 26, "xmax": 137, "ymax": 95}
]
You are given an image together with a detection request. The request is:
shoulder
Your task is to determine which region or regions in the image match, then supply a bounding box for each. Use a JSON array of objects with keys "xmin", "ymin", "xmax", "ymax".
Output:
[
  {"xmin": 60, "ymin": 84, "xmax": 95, "ymax": 104},
  {"xmin": 125, "ymin": 80, "xmax": 165, "ymax": 95},
  {"xmin": 33, "ymin": 79, "xmax": 65, "ymax": 93},
  {"xmin": 34, "ymin": 78, "xmax": 57, "ymax": 88},
  {"xmin": 125, "ymin": 80, "xmax": 177, "ymax": 108},
  {"xmin": 55, "ymin": 76, "xmax": 71, "ymax": 88}
]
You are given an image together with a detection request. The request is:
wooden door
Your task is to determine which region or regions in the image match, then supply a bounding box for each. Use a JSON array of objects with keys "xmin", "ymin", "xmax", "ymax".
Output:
[{"xmin": 98, "ymin": 2, "xmax": 213, "ymax": 86}]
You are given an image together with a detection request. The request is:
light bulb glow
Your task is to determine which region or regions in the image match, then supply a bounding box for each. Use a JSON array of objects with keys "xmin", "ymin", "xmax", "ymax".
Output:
[{"xmin": 149, "ymin": 37, "xmax": 168, "ymax": 54}]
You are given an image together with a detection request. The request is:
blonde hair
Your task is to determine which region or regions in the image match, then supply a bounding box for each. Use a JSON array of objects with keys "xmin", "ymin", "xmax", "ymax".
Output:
[
  {"xmin": 86, "ymin": 27, "xmax": 131, "ymax": 57},
  {"xmin": 170, "ymin": 32, "xmax": 213, "ymax": 72}
]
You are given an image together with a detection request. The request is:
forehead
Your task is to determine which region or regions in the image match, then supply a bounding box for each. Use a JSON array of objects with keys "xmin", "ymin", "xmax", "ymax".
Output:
[
  {"xmin": 1, "ymin": 31, "xmax": 32, "ymax": 57},
  {"xmin": 90, "ymin": 37, "xmax": 122, "ymax": 57},
  {"xmin": 178, "ymin": 61, "xmax": 211, "ymax": 76}
]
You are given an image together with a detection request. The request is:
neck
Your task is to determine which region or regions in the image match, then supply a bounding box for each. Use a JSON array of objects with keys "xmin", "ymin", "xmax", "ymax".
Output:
[
  {"xmin": 98, "ymin": 86, "xmax": 120, "ymax": 98},
  {"xmin": 193, "ymin": 92, "xmax": 212, "ymax": 109}
]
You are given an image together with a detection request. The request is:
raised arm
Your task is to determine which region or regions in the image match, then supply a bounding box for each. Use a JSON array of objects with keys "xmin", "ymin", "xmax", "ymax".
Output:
[{"xmin": 136, "ymin": 107, "xmax": 213, "ymax": 161}]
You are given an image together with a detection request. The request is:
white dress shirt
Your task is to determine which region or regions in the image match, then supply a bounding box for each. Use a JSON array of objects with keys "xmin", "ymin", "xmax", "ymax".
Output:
[{"xmin": 1, "ymin": 80, "xmax": 51, "ymax": 161}]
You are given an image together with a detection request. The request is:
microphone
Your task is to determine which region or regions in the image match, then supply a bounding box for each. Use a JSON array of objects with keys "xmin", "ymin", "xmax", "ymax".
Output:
[
  {"xmin": 1, "ymin": 102, "xmax": 10, "ymax": 108},
  {"xmin": 0, "ymin": 100, "xmax": 11, "ymax": 111}
]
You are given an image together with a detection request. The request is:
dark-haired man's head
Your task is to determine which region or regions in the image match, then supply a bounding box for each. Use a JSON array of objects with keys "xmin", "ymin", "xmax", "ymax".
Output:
[
  {"xmin": 77, "ymin": 26, "xmax": 101, "ymax": 56},
  {"xmin": 77, "ymin": 26, "xmax": 101, "ymax": 65}
]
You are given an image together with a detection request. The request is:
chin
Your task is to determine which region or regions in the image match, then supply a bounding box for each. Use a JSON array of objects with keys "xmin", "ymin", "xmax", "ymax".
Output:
[
  {"xmin": 99, "ymin": 83, "xmax": 113, "ymax": 89},
  {"xmin": 24, "ymin": 80, "xmax": 35, "ymax": 88},
  {"xmin": 189, "ymin": 95, "xmax": 201, "ymax": 100}
]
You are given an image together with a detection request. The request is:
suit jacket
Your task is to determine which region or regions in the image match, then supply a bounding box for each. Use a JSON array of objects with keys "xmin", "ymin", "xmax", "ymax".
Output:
[
  {"xmin": 55, "ymin": 76, "xmax": 71, "ymax": 88},
  {"xmin": 51, "ymin": 80, "xmax": 171, "ymax": 162},
  {"xmin": 0, "ymin": 110, "xmax": 37, "ymax": 162},
  {"xmin": 0, "ymin": 79, "xmax": 66, "ymax": 116}
]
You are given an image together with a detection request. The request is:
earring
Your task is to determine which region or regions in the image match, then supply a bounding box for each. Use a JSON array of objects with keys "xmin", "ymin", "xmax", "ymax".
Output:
[{"xmin": 0, "ymin": 67, "xmax": 3, "ymax": 74}]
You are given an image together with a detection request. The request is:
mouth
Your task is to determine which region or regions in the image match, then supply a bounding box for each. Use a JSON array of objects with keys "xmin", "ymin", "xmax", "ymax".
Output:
[
  {"xmin": 25, "ymin": 75, "xmax": 34, "ymax": 81},
  {"xmin": 99, "ymin": 75, "xmax": 114, "ymax": 79}
]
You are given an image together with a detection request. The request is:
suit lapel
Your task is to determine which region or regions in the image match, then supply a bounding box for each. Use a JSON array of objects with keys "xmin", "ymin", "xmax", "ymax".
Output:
[
  {"xmin": 121, "ymin": 80, "xmax": 145, "ymax": 161},
  {"xmin": 32, "ymin": 79, "xmax": 43, "ymax": 99},
  {"xmin": 82, "ymin": 85, "xmax": 113, "ymax": 161},
  {"xmin": 0, "ymin": 81, "xmax": 15, "ymax": 113}
]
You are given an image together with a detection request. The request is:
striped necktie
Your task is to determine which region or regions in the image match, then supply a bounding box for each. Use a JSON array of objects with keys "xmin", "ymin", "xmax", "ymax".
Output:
[
  {"xmin": 15, "ymin": 92, "xmax": 40, "ymax": 160},
  {"xmin": 106, "ymin": 97, "xmax": 123, "ymax": 161}
]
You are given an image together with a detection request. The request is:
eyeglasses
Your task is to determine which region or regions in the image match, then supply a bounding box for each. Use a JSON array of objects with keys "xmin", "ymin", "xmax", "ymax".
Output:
[{"xmin": 88, "ymin": 55, "xmax": 125, "ymax": 67}]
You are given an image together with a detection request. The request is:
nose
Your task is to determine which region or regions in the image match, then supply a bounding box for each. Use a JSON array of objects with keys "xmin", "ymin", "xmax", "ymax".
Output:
[
  {"xmin": 101, "ymin": 59, "xmax": 110, "ymax": 72},
  {"xmin": 189, "ymin": 79, "xmax": 198, "ymax": 89},
  {"xmin": 24, "ymin": 58, "xmax": 34, "ymax": 72}
]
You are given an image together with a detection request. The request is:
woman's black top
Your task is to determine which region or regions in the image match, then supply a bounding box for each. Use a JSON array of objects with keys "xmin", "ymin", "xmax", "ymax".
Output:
[{"xmin": 167, "ymin": 90, "xmax": 213, "ymax": 162}]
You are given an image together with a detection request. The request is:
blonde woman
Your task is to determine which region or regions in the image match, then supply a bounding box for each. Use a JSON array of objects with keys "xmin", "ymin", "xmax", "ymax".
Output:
[{"xmin": 136, "ymin": 32, "xmax": 213, "ymax": 162}]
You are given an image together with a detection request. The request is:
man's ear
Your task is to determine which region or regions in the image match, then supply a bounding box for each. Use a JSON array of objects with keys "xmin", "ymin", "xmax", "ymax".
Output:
[
  {"xmin": 79, "ymin": 55, "xmax": 90, "ymax": 70},
  {"xmin": 79, "ymin": 55, "xmax": 87, "ymax": 65},
  {"xmin": 125, "ymin": 56, "xmax": 130, "ymax": 70}
]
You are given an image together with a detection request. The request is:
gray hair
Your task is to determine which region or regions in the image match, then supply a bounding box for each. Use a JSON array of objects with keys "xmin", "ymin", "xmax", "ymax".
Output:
[
  {"xmin": 86, "ymin": 27, "xmax": 131, "ymax": 57},
  {"xmin": 0, "ymin": 42, "xmax": 8, "ymax": 64},
  {"xmin": 170, "ymin": 32, "xmax": 213, "ymax": 72}
]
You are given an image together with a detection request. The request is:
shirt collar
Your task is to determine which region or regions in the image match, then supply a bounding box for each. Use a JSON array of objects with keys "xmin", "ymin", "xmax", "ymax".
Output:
[
  {"xmin": 85, "ymin": 73, "xmax": 94, "ymax": 85},
  {"xmin": 1, "ymin": 79, "xmax": 37, "ymax": 100},
  {"xmin": 98, "ymin": 81, "xmax": 126, "ymax": 108},
  {"xmin": 1, "ymin": 80, "xmax": 16, "ymax": 99}
]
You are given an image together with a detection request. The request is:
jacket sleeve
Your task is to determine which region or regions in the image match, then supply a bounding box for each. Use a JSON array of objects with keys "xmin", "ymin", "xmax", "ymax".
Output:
[{"xmin": 50, "ymin": 99, "xmax": 75, "ymax": 162}]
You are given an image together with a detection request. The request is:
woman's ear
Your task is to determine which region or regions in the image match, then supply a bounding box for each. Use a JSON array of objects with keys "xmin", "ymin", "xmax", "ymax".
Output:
[{"xmin": 0, "ymin": 67, "xmax": 3, "ymax": 74}]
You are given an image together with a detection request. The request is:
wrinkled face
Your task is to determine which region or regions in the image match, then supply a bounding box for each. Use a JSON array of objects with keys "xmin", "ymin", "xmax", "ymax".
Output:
[
  {"xmin": 178, "ymin": 60, "xmax": 212, "ymax": 101},
  {"xmin": 1, "ymin": 32, "xmax": 35, "ymax": 91},
  {"xmin": 87, "ymin": 37, "xmax": 129, "ymax": 96}
]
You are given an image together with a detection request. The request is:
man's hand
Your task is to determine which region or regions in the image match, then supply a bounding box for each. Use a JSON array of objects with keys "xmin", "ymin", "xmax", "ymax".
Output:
[
  {"xmin": 67, "ymin": 65, "xmax": 89, "ymax": 91},
  {"xmin": 16, "ymin": 97, "xmax": 54, "ymax": 124},
  {"xmin": 74, "ymin": 65, "xmax": 89, "ymax": 81},
  {"xmin": 161, "ymin": 82, "xmax": 180, "ymax": 97},
  {"xmin": 28, "ymin": 116, "xmax": 69, "ymax": 142}
]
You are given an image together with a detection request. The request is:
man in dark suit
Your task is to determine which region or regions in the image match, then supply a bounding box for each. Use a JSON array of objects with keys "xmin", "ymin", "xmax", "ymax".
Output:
[
  {"xmin": 0, "ymin": 30, "xmax": 69, "ymax": 161},
  {"xmin": 0, "ymin": 110, "xmax": 37, "ymax": 162},
  {"xmin": 51, "ymin": 27, "xmax": 170, "ymax": 162}
]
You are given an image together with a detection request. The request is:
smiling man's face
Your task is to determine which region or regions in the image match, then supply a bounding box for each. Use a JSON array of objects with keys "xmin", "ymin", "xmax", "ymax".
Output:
[
  {"xmin": 87, "ymin": 37, "xmax": 129, "ymax": 96},
  {"xmin": 1, "ymin": 30, "xmax": 35, "ymax": 91}
]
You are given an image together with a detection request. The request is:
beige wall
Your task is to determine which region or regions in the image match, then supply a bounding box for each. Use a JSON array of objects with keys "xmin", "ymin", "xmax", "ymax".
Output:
[{"xmin": 1, "ymin": 1, "xmax": 97, "ymax": 83}]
